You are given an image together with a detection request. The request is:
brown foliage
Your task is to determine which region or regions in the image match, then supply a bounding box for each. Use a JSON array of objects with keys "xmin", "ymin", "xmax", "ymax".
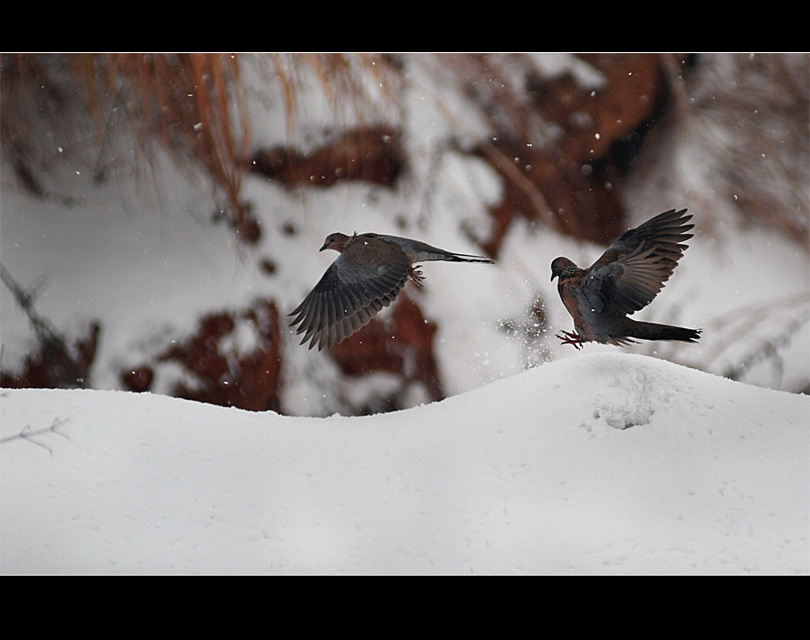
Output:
[
  {"xmin": 476, "ymin": 53, "xmax": 670, "ymax": 256},
  {"xmin": 121, "ymin": 300, "xmax": 283, "ymax": 412},
  {"xmin": 98, "ymin": 53, "xmax": 256, "ymax": 239},
  {"xmin": 250, "ymin": 125, "xmax": 404, "ymax": 188},
  {"xmin": 1, "ymin": 53, "xmax": 259, "ymax": 238},
  {"xmin": 329, "ymin": 293, "xmax": 444, "ymax": 404},
  {"xmin": 0, "ymin": 265, "xmax": 100, "ymax": 389},
  {"xmin": 0, "ymin": 321, "xmax": 99, "ymax": 390}
]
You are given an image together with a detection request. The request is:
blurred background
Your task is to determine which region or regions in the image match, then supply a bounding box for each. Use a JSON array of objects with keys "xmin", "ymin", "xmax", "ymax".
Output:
[{"xmin": 1, "ymin": 52, "xmax": 807, "ymax": 416}]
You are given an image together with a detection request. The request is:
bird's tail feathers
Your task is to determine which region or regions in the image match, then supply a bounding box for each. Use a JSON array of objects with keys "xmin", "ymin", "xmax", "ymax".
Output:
[
  {"xmin": 629, "ymin": 320, "xmax": 701, "ymax": 343},
  {"xmin": 442, "ymin": 252, "xmax": 494, "ymax": 264}
]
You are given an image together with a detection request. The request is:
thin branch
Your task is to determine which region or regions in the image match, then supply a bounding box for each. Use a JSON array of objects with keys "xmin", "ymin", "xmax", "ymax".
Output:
[
  {"xmin": 1, "ymin": 263, "xmax": 96, "ymax": 388},
  {"xmin": 0, "ymin": 417, "xmax": 70, "ymax": 456}
]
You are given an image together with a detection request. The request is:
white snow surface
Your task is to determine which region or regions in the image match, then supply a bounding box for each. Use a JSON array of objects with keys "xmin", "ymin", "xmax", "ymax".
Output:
[{"xmin": 2, "ymin": 352, "xmax": 808, "ymax": 575}]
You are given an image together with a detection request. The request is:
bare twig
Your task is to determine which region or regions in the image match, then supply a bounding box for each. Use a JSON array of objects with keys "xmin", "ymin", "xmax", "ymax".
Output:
[
  {"xmin": 0, "ymin": 417, "xmax": 70, "ymax": 456},
  {"xmin": 1, "ymin": 263, "xmax": 97, "ymax": 388}
]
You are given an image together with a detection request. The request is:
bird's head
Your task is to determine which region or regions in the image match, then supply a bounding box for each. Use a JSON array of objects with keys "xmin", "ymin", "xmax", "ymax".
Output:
[
  {"xmin": 550, "ymin": 257, "xmax": 575, "ymax": 281},
  {"xmin": 320, "ymin": 232, "xmax": 351, "ymax": 252}
]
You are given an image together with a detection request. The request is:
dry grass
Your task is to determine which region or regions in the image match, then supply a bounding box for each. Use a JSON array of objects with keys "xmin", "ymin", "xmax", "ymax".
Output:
[
  {"xmin": 671, "ymin": 53, "xmax": 809, "ymax": 245},
  {"xmin": 3, "ymin": 53, "xmax": 805, "ymax": 246},
  {"xmin": 1, "ymin": 53, "xmax": 400, "ymax": 240},
  {"xmin": 98, "ymin": 54, "xmax": 251, "ymax": 227}
]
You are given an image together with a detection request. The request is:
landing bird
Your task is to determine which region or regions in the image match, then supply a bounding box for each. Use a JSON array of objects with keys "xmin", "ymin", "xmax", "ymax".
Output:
[
  {"xmin": 550, "ymin": 208, "xmax": 701, "ymax": 349},
  {"xmin": 290, "ymin": 232, "xmax": 494, "ymax": 351}
]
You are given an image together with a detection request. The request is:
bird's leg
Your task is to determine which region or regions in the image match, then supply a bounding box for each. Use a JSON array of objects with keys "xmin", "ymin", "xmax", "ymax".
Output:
[
  {"xmin": 556, "ymin": 330, "xmax": 584, "ymax": 350},
  {"xmin": 408, "ymin": 265, "xmax": 425, "ymax": 287}
]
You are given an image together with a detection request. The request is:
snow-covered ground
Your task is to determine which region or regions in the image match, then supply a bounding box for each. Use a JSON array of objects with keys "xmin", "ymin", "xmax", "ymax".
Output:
[
  {"xmin": 1, "ymin": 53, "xmax": 808, "ymax": 574},
  {"xmin": 2, "ymin": 352, "xmax": 807, "ymax": 574}
]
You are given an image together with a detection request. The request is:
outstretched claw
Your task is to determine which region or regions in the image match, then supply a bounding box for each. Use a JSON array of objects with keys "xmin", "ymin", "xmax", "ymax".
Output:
[
  {"xmin": 408, "ymin": 265, "xmax": 425, "ymax": 287},
  {"xmin": 556, "ymin": 330, "xmax": 584, "ymax": 350}
]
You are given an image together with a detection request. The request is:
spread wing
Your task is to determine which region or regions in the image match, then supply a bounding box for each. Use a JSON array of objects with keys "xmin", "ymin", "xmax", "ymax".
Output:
[
  {"xmin": 581, "ymin": 209, "xmax": 694, "ymax": 315},
  {"xmin": 289, "ymin": 238, "xmax": 411, "ymax": 351}
]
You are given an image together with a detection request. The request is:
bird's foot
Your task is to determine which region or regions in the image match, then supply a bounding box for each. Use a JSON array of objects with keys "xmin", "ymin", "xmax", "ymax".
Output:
[
  {"xmin": 409, "ymin": 266, "xmax": 425, "ymax": 287},
  {"xmin": 556, "ymin": 330, "xmax": 584, "ymax": 350}
]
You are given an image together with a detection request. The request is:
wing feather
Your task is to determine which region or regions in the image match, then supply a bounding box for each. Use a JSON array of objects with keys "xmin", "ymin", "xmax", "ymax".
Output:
[
  {"xmin": 289, "ymin": 238, "xmax": 411, "ymax": 350},
  {"xmin": 583, "ymin": 209, "xmax": 694, "ymax": 315}
]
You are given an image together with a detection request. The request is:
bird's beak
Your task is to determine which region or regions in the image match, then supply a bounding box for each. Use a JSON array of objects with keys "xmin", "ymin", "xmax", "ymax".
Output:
[
  {"xmin": 550, "ymin": 273, "xmax": 556, "ymax": 281},
  {"xmin": 319, "ymin": 243, "xmax": 328, "ymax": 252}
]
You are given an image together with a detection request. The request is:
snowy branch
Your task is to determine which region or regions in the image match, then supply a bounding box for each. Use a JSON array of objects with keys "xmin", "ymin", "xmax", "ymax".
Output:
[{"xmin": 0, "ymin": 417, "xmax": 70, "ymax": 456}]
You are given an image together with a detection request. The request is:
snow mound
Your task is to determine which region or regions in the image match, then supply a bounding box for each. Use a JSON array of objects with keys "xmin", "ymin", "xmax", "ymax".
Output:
[{"xmin": 1, "ymin": 353, "xmax": 808, "ymax": 575}]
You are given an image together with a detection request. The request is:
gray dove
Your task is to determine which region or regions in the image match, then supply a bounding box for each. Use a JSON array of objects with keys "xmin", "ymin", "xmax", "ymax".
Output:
[
  {"xmin": 550, "ymin": 208, "xmax": 701, "ymax": 349},
  {"xmin": 290, "ymin": 232, "xmax": 494, "ymax": 350}
]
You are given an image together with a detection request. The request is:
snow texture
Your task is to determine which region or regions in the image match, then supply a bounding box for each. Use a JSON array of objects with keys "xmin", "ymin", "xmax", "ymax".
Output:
[{"xmin": 2, "ymin": 353, "xmax": 807, "ymax": 574}]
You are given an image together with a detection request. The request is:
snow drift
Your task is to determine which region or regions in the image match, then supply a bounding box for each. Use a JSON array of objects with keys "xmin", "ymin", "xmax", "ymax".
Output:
[{"xmin": 1, "ymin": 352, "xmax": 807, "ymax": 575}]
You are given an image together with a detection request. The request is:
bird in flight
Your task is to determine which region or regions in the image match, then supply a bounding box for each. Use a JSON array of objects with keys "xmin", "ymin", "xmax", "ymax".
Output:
[
  {"xmin": 290, "ymin": 232, "xmax": 494, "ymax": 351},
  {"xmin": 550, "ymin": 208, "xmax": 701, "ymax": 349}
]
